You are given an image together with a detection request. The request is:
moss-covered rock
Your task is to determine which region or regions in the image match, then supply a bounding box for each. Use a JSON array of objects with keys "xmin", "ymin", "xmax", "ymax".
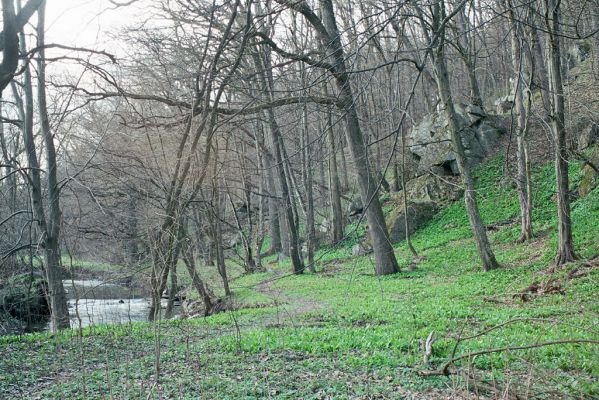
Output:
[
  {"xmin": 386, "ymin": 200, "xmax": 439, "ymax": 244},
  {"xmin": 404, "ymin": 174, "xmax": 464, "ymax": 204},
  {"xmin": 406, "ymin": 103, "xmax": 503, "ymax": 176},
  {"xmin": 0, "ymin": 274, "xmax": 50, "ymax": 322}
]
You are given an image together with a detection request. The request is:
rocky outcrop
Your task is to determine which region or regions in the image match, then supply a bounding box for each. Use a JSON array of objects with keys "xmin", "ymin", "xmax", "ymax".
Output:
[
  {"xmin": 567, "ymin": 42, "xmax": 592, "ymax": 70},
  {"xmin": 579, "ymin": 146, "xmax": 599, "ymax": 198},
  {"xmin": 348, "ymin": 198, "xmax": 364, "ymax": 217},
  {"xmin": 404, "ymin": 174, "xmax": 464, "ymax": 204},
  {"xmin": 494, "ymin": 96, "xmax": 514, "ymax": 114},
  {"xmin": 319, "ymin": 218, "xmax": 331, "ymax": 233},
  {"xmin": 406, "ymin": 104, "xmax": 503, "ymax": 176},
  {"xmin": 352, "ymin": 242, "xmax": 372, "ymax": 257},
  {"xmin": 353, "ymin": 105, "xmax": 503, "ymax": 248},
  {"xmin": 578, "ymin": 122, "xmax": 598, "ymax": 151},
  {"xmin": 387, "ymin": 201, "xmax": 439, "ymax": 243}
]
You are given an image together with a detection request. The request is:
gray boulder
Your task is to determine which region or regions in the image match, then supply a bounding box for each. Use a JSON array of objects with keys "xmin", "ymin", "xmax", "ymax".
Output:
[
  {"xmin": 407, "ymin": 104, "xmax": 502, "ymax": 175},
  {"xmin": 348, "ymin": 198, "xmax": 364, "ymax": 217},
  {"xmin": 404, "ymin": 174, "xmax": 464, "ymax": 204},
  {"xmin": 495, "ymin": 98, "xmax": 514, "ymax": 114},
  {"xmin": 578, "ymin": 122, "xmax": 598, "ymax": 151},
  {"xmin": 319, "ymin": 218, "xmax": 330, "ymax": 233},
  {"xmin": 578, "ymin": 146, "xmax": 599, "ymax": 198},
  {"xmin": 352, "ymin": 242, "xmax": 372, "ymax": 257},
  {"xmin": 387, "ymin": 201, "xmax": 439, "ymax": 243},
  {"xmin": 567, "ymin": 42, "xmax": 591, "ymax": 69}
]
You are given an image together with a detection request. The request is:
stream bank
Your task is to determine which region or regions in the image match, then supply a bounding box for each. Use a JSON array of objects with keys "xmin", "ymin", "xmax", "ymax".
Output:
[{"xmin": 0, "ymin": 268, "xmax": 181, "ymax": 334}]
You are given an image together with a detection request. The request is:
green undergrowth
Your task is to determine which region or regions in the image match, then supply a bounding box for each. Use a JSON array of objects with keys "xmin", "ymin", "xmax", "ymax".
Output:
[{"xmin": 1, "ymin": 155, "xmax": 598, "ymax": 399}]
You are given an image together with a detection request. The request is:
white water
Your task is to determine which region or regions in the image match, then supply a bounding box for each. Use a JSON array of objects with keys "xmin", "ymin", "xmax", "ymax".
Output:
[
  {"xmin": 61, "ymin": 279, "xmax": 152, "ymax": 328},
  {"xmin": 67, "ymin": 298, "xmax": 151, "ymax": 328}
]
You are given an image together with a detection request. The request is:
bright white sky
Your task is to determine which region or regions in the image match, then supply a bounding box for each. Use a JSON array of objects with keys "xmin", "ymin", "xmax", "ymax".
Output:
[{"xmin": 44, "ymin": 0, "xmax": 149, "ymax": 56}]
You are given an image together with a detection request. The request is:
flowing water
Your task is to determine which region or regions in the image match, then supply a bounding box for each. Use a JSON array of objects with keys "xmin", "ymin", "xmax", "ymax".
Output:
[
  {"xmin": 61, "ymin": 279, "xmax": 151, "ymax": 328},
  {"xmin": 56, "ymin": 279, "xmax": 181, "ymax": 329},
  {"xmin": 1, "ymin": 278, "xmax": 181, "ymax": 335}
]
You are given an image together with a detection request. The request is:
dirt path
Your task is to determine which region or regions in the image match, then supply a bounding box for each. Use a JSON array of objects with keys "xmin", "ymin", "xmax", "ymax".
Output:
[{"xmin": 254, "ymin": 269, "xmax": 322, "ymax": 327}]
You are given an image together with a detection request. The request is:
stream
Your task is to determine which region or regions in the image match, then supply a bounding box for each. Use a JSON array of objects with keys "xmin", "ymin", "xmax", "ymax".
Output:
[{"xmin": 57, "ymin": 279, "xmax": 181, "ymax": 329}]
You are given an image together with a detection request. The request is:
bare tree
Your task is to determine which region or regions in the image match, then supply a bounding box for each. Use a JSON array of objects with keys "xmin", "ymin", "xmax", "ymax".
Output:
[
  {"xmin": 417, "ymin": 0, "xmax": 500, "ymax": 271},
  {"xmin": 0, "ymin": 0, "xmax": 44, "ymax": 94},
  {"xmin": 542, "ymin": 0, "xmax": 577, "ymax": 265},
  {"xmin": 507, "ymin": 0, "xmax": 533, "ymax": 242},
  {"xmin": 35, "ymin": 1, "xmax": 70, "ymax": 330},
  {"xmin": 272, "ymin": 0, "xmax": 400, "ymax": 275}
]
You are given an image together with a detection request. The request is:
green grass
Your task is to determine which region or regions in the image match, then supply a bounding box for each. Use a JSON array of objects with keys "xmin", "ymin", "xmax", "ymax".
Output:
[
  {"xmin": 0, "ymin": 155, "xmax": 597, "ymax": 399},
  {"xmin": 61, "ymin": 257, "xmax": 121, "ymax": 274}
]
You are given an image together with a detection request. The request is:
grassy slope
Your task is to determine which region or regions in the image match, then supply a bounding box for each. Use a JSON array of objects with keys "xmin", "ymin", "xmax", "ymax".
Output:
[{"xmin": 0, "ymin": 156, "xmax": 598, "ymax": 399}]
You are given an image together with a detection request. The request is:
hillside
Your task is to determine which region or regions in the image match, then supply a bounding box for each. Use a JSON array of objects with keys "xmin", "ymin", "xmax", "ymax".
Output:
[
  {"xmin": 1, "ymin": 153, "xmax": 597, "ymax": 399},
  {"xmin": 2, "ymin": 1, "xmax": 599, "ymax": 399}
]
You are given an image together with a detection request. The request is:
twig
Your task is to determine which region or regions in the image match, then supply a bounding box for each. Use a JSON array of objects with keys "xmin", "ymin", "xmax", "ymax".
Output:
[
  {"xmin": 423, "ymin": 330, "xmax": 436, "ymax": 365},
  {"xmin": 419, "ymin": 339, "xmax": 599, "ymax": 376}
]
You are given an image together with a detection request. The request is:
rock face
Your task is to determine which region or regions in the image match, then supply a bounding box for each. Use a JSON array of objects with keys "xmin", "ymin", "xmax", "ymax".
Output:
[
  {"xmin": 348, "ymin": 198, "xmax": 364, "ymax": 217},
  {"xmin": 578, "ymin": 122, "xmax": 598, "ymax": 151},
  {"xmin": 404, "ymin": 174, "xmax": 464, "ymax": 204},
  {"xmin": 494, "ymin": 96, "xmax": 514, "ymax": 114},
  {"xmin": 319, "ymin": 218, "xmax": 330, "ymax": 233},
  {"xmin": 567, "ymin": 42, "xmax": 591, "ymax": 69},
  {"xmin": 387, "ymin": 201, "xmax": 439, "ymax": 243},
  {"xmin": 579, "ymin": 146, "xmax": 599, "ymax": 198},
  {"xmin": 352, "ymin": 242, "xmax": 372, "ymax": 257},
  {"xmin": 407, "ymin": 104, "xmax": 503, "ymax": 176}
]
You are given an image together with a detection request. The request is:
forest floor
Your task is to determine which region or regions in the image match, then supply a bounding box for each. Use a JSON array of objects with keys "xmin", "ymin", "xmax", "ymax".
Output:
[{"xmin": 0, "ymin": 155, "xmax": 598, "ymax": 399}]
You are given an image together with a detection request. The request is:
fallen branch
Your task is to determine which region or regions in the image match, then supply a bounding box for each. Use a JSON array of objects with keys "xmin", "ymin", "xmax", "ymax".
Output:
[
  {"xmin": 418, "ymin": 339, "xmax": 599, "ymax": 377},
  {"xmin": 423, "ymin": 330, "xmax": 436, "ymax": 365}
]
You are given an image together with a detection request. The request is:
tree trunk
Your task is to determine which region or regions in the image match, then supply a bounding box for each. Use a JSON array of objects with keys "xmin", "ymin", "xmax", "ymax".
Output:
[
  {"xmin": 39, "ymin": 4, "xmax": 70, "ymax": 331},
  {"xmin": 323, "ymin": 89, "xmax": 344, "ymax": 244},
  {"xmin": 508, "ymin": 0, "xmax": 533, "ymax": 242},
  {"xmin": 526, "ymin": 17, "xmax": 552, "ymax": 115},
  {"xmin": 270, "ymin": 123, "xmax": 303, "ymax": 273},
  {"xmin": 392, "ymin": 159, "xmax": 401, "ymax": 192},
  {"xmin": 280, "ymin": 138, "xmax": 304, "ymax": 236},
  {"xmin": 400, "ymin": 127, "xmax": 418, "ymax": 261},
  {"xmin": 228, "ymin": 140, "xmax": 257, "ymax": 274},
  {"xmin": 319, "ymin": 0, "xmax": 399, "ymax": 275},
  {"xmin": 544, "ymin": 0, "xmax": 576, "ymax": 265},
  {"xmin": 430, "ymin": 1, "xmax": 499, "ymax": 272},
  {"xmin": 466, "ymin": 59, "xmax": 484, "ymax": 108},
  {"xmin": 301, "ymin": 101, "xmax": 316, "ymax": 272},
  {"xmin": 148, "ymin": 217, "xmax": 184, "ymax": 321},
  {"xmin": 264, "ymin": 153, "xmax": 282, "ymax": 255},
  {"xmin": 44, "ymin": 236, "xmax": 70, "ymax": 330},
  {"xmin": 0, "ymin": 99, "xmax": 19, "ymax": 271},
  {"xmin": 19, "ymin": 1, "xmax": 70, "ymax": 331},
  {"xmin": 338, "ymin": 137, "xmax": 350, "ymax": 190},
  {"xmin": 181, "ymin": 224, "xmax": 214, "ymax": 316},
  {"xmin": 126, "ymin": 193, "xmax": 140, "ymax": 265},
  {"xmin": 164, "ymin": 261, "xmax": 178, "ymax": 319},
  {"xmin": 254, "ymin": 134, "xmax": 266, "ymax": 269},
  {"xmin": 457, "ymin": 7, "xmax": 484, "ymax": 108},
  {"xmin": 228, "ymin": 191, "xmax": 256, "ymax": 274},
  {"xmin": 253, "ymin": 38, "xmax": 304, "ymax": 274},
  {"xmin": 182, "ymin": 249, "xmax": 213, "ymax": 316},
  {"xmin": 594, "ymin": 2, "xmax": 599, "ymax": 78},
  {"xmin": 318, "ymin": 144, "xmax": 326, "ymax": 196},
  {"xmin": 213, "ymin": 196, "xmax": 231, "ymax": 295}
]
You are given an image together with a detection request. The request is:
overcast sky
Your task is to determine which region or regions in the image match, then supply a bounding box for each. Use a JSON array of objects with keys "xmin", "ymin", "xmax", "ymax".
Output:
[{"xmin": 45, "ymin": 0, "xmax": 149, "ymax": 56}]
